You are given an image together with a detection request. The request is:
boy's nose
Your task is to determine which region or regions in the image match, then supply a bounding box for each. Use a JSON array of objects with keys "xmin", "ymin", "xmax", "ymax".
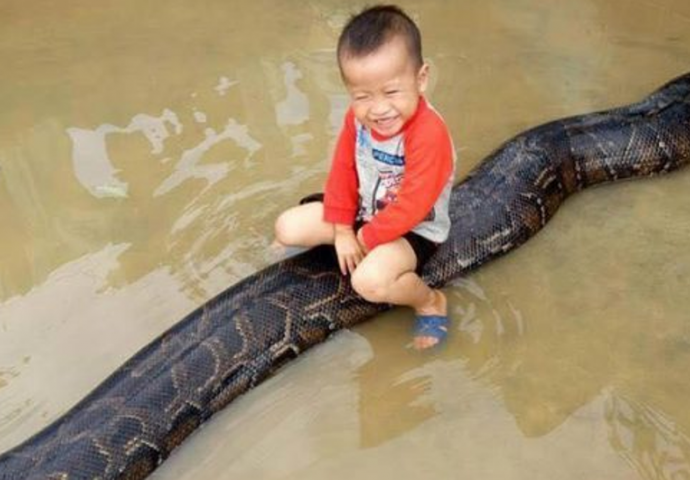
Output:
[{"xmin": 370, "ymin": 99, "xmax": 391, "ymax": 116}]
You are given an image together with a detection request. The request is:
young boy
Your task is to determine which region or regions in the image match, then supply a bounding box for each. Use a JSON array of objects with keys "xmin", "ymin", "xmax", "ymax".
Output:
[{"xmin": 274, "ymin": 5, "xmax": 455, "ymax": 350}]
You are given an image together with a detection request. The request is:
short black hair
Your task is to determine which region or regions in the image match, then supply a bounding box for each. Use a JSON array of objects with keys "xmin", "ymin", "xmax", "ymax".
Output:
[{"xmin": 337, "ymin": 5, "xmax": 423, "ymax": 70}]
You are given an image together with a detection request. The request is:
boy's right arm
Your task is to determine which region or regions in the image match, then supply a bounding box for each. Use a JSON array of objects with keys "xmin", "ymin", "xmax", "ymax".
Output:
[
  {"xmin": 323, "ymin": 109, "xmax": 363, "ymax": 275},
  {"xmin": 323, "ymin": 109, "xmax": 358, "ymax": 225}
]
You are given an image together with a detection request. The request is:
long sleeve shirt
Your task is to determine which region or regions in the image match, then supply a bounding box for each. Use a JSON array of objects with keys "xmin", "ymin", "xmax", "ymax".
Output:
[{"xmin": 323, "ymin": 97, "xmax": 455, "ymax": 251}]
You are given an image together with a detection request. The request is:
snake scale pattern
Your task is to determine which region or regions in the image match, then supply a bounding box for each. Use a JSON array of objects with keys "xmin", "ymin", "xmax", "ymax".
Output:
[{"xmin": 1, "ymin": 72, "xmax": 689, "ymax": 479}]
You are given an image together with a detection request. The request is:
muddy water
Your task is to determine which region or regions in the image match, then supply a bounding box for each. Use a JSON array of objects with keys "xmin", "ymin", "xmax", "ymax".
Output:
[{"xmin": 1, "ymin": 0, "xmax": 690, "ymax": 478}]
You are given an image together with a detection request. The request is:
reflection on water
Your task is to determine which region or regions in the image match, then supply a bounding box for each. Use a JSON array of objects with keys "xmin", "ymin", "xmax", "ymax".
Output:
[
  {"xmin": 67, "ymin": 108, "xmax": 182, "ymax": 198},
  {"xmin": 1, "ymin": 0, "xmax": 690, "ymax": 478},
  {"xmin": 607, "ymin": 393, "xmax": 690, "ymax": 480},
  {"xmin": 275, "ymin": 62, "xmax": 310, "ymax": 127}
]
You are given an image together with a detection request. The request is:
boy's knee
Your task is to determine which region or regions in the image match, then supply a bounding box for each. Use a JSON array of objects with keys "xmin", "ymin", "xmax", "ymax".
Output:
[
  {"xmin": 351, "ymin": 268, "xmax": 388, "ymax": 303},
  {"xmin": 274, "ymin": 211, "xmax": 297, "ymax": 246}
]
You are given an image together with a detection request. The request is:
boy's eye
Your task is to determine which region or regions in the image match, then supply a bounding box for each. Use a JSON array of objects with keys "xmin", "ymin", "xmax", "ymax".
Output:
[{"xmin": 385, "ymin": 90, "xmax": 399, "ymax": 96}]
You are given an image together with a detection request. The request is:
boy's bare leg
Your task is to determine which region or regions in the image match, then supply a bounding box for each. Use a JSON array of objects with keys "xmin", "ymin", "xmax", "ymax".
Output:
[
  {"xmin": 351, "ymin": 238, "xmax": 447, "ymax": 349},
  {"xmin": 273, "ymin": 202, "xmax": 335, "ymax": 251},
  {"xmin": 274, "ymin": 208, "xmax": 446, "ymax": 348}
]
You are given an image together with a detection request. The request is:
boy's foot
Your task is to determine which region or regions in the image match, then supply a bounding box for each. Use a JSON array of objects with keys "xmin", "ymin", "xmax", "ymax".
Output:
[{"xmin": 413, "ymin": 290, "xmax": 448, "ymax": 350}]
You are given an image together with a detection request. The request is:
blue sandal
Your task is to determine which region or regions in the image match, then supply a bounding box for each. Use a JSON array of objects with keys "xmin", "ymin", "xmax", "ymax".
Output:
[{"xmin": 413, "ymin": 314, "xmax": 449, "ymax": 348}]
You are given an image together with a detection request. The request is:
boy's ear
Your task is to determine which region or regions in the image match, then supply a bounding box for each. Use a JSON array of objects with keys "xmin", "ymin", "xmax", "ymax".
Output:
[{"xmin": 417, "ymin": 63, "xmax": 430, "ymax": 93}]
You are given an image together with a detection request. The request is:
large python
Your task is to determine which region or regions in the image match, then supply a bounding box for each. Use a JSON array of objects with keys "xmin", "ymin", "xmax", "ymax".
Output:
[{"xmin": 1, "ymin": 72, "xmax": 689, "ymax": 479}]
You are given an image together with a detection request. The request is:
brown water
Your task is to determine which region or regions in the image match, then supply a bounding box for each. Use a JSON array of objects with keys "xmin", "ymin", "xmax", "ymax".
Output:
[{"xmin": 1, "ymin": 0, "xmax": 690, "ymax": 478}]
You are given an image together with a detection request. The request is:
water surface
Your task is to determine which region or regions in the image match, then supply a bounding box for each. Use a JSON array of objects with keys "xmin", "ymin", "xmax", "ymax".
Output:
[{"xmin": 1, "ymin": 1, "xmax": 690, "ymax": 478}]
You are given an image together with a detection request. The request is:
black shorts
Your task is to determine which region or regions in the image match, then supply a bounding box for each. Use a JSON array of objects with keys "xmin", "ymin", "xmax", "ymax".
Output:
[
  {"xmin": 299, "ymin": 193, "xmax": 438, "ymax": 273},
  {"xmin": 402, "ymin": 230, "xmax": 438, "ymax": 273},
  {"xmin": 354, "ymin": 221, "xmax": 437, "ymax": 273}
]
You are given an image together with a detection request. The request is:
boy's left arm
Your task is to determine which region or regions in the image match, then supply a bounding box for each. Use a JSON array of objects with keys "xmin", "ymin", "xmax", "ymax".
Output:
[{"xmin": 359, "ymin": 123, "xmax": 454, "ymax": 250}]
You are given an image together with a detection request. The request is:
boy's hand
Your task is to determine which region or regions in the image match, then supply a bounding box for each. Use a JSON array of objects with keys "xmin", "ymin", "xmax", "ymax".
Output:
[{"xmin": 334, "ymin": 225, "xmax": 364, "ymax": 275}]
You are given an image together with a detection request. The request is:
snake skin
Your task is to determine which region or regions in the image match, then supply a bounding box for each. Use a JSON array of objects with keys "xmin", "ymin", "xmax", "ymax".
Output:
[{"xmin": 1, "ymin": 72, "xmax": 689, "ymax": 479}]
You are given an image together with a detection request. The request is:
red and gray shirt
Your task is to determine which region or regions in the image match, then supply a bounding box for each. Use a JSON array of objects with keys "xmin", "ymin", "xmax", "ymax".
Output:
[{"xmin": 323, "ymin": 97, "xmax": 456, "ymax": 251}]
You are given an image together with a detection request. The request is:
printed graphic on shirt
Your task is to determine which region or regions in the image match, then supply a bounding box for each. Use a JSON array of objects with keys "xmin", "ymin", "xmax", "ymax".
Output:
[
  {"xmin": 372, "ymin": 148, "xmax": 405, "ymax": 166},
  {"xmin": 357, "ymin": 170, "xmax": 404, "ymax": 221},
  {"xmin": 374, "ymin": 170, "xmax": 403, "ymax": 213}
]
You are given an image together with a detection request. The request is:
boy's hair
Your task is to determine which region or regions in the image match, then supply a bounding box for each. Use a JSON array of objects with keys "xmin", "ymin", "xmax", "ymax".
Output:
[{"xmin": 337, "ymin": 5, "xmax": 423, "ymax": 70}]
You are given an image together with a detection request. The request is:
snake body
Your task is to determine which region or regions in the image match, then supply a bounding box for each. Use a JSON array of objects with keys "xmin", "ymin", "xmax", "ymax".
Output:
[{"xmin": 1, "ymin": 72, "xmax": 689, "ymax": 479}]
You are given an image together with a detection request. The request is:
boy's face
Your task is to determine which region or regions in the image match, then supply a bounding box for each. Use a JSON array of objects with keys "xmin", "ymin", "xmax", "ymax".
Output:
[{"xmin": 340, "ymin": 36, "xmax": 429, "ymax": 137}]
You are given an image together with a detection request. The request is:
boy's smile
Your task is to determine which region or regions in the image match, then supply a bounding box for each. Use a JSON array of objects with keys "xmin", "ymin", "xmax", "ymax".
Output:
[{"xmin": 340, "ymin": 37, "xmax": 429, "ymax": 138}]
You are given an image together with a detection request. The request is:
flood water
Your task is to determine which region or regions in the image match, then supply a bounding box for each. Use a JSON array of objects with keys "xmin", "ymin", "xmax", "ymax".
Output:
[{"xmin": 1, "ymin": 0, "xmax": 690, "ymax": 478}]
